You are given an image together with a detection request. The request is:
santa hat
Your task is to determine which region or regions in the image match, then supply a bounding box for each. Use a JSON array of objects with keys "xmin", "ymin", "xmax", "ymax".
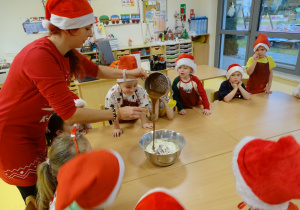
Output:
[
  {"xmin": 42, "ymin": 0, "xmax": 95, "ymax": 30},
  {"xmin": 134, "ymin": 188, "xmax": 186, "ymax": 210},
  {"xmin": 232, "ymin": 136, "xmax": 300, "ymax": 210},
  {"xmin": 117, "ymin": 55, "xmax": 138, "ymax": 83},
  {"xmin": 175, "ymin": 54, "xmax": 197, "ymax": 74},
  {"xmin": 54, "ymin": 149, "xmax": 125, "ymax": 210},
  {"xmin": 253, "ymin": 34, "xmax": 270, "ymax": 52},
  {"xmin": 226, "ymin": 64, "xmax": 243, "ymax": 79}
]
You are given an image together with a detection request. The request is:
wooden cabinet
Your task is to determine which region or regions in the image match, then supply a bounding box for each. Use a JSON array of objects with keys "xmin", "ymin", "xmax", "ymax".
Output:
[{"xmin": 192, "ymin": 34, "xmax": 209, "ymax": 65}]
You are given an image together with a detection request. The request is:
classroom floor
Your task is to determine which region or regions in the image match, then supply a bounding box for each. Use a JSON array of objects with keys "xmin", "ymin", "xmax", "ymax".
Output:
[{"xmin": 0, "ymin": 75, "xmax": 298, "ymax": 210}]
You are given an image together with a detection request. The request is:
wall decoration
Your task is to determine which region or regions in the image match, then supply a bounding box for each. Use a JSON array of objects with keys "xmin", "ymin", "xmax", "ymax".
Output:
[{"xmin": 21, "ymin": 17, "xmax": 48, "ymax": 34}]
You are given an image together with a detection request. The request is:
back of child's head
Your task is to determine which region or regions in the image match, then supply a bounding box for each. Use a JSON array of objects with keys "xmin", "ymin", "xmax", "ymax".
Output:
[
  {"xmin": 253, "ymin": 34, "xmax": 270, "ymax": 52},
  {"xmin": 45, "ymin": 113, "xmax": 64, "ymax": 146},
  {"xmin": 117, "ymin": 55, "xmax": 138, "ymax": 83},
  {"xmin": 175, "ymin": 53, "xmax": 197, "ymax": 74},
  {"xmin": 37, "ymin": 133, "xmax": 91, "ymax": 210},
  {"xmin": 53, "ymin": 149, "xmax": 125, "ymax": 210},
  {"xmin": 226, "ymin": 64, "xmax": 244, "ymax": 79},
  {"xmin": 232, "ymin": 135, "xmax": 300, "ymax": 210}
]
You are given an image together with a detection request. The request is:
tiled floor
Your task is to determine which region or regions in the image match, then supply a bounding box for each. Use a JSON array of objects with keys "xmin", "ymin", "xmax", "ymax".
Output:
[{"xmin": 0, "ymin": 73, "xmax": 299, "ymax": 210}]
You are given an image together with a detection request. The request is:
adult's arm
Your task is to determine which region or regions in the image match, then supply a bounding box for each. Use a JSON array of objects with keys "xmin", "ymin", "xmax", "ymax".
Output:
[{"xmin": 96, "ymin": 65, "xmax": 148, "ymax": 80}]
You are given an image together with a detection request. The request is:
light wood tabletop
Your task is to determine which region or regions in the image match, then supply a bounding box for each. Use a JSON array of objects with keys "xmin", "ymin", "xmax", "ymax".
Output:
[
  {"xmin": 199, "ymin": 91, "xmax": 300, "ymax": 141},
  {"xmin": 166, "ymin": 65, "xmax": 226, "ymax": 85}
]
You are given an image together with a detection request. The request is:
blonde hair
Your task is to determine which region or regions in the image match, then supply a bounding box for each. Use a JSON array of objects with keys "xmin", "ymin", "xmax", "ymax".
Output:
[{"xmin": 36, "ymin": 133, "xmax": 91, "ymax": 210}]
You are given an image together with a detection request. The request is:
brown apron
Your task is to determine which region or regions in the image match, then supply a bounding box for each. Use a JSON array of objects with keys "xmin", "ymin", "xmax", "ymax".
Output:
[
  {"xmin": 178, "ymin": 76, "xmax": 202, "ymax": 109},
  {"xmin": 246, "ymin": 57, "xmax": 270, "ymax": 94}
]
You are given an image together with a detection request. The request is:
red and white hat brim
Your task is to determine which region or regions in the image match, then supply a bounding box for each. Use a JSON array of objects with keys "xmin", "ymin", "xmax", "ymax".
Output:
[
  {"xmin": 226, "ymin": 66, "xmax": 244, "ymax": 79},
  {"xmin": 74, "ymin": 98, "xmax": 87, "ymax": 108},
  {"xmin": 175, "ymin": 58, "xmax": 197, "ymax": 74},
  {"xmin": 232, "ymin": 136, "xmax": 289, "ymax": 210},
  {"xmin": 43, "ymin": 13, "xmax": 95, "ymax": 30},
  {"xmin": 253, "ymin": 43, "xmax": 270, "ymax": 52}
]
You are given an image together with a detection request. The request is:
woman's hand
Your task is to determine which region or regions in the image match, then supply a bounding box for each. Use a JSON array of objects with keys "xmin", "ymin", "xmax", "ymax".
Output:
[
  {"xmin": 118, "ymin": 106, "xmax": 147, "ymax": 120},
  {"xmin": 112, "ymin": 129, "xmax": 123, "ymax": 137},
  {"xmin": 126, "ymin": 68, "xmax": 149, "ymax": 80}
]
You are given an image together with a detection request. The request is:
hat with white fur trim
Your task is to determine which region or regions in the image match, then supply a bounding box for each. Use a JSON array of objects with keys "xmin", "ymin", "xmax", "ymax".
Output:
[
  {"xmin": 253, "ymin": 34, "xmax": 270, "ymax": 52},
  {"xmin": 134, "ymin": 187, "xmax": 185, "ymax": 210},
  {"xmin": 42, "ymin": 0, "xmax": 95, "ymax": 30},
  {"xmin": 226, "ymin": 64, "xmax": 243, "ymax": 79},
  {"xmin": 175, "ymin": 53, "xmax": 197, "ymax": 74},
  {"xmin": 54, "ymin": 149, "xmax": 125, "ymax": 210},
  {"xmin": 232, "ymin": 136, "xmax": 300, "ymax": 210},
  {"xmin": 117, "ymin": 55, "xmax": 138, "ymax": 83}
]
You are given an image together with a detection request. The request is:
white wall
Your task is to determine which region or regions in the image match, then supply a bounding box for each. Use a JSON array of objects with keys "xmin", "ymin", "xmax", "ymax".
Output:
[{"xmin": 0, "ymin": 0, "xmax": 218, "ymax": 65}]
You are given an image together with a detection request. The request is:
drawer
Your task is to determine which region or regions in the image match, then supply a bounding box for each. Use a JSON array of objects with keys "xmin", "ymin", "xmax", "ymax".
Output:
[
  {"xmin": 150, "ymin": 46, "xmax": 164, "ymax": 55},
  {"xmin": 166, "ymin": 45, "xmax": 178, "ymax": 50},
  {"xmin": 180, "ymin": 43, "xmax": 192, "ymax": 49},
  {"xmin": 166, "ymin": 49, "xmax": 179, "ymax": 54},
  {"xmin": 166, "ymin": 53, "xmax": 179, "ymax": 59},
  {"xmin": 115, "ymin": 49, "xmax": 130, "ymax": 56}
]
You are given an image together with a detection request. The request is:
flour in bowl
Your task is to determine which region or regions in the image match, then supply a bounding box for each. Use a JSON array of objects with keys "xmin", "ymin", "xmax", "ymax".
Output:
[{"xmin": 145, "ymin": 138, "xmax": 179, "ymax": 155}]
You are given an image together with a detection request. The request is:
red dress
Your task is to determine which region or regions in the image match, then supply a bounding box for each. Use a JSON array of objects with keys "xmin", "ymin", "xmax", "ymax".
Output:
[
  {"xmin": 0, "ymin": 37, "xmax": 98, "ymax": 186},
  {"xmin": 246, "ymin": 57, "xmax": 270, "ymax": 94}
]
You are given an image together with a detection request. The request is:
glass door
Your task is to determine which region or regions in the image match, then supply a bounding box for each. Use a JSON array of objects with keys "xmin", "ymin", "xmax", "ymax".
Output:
[{"xmin": 215, "ymin": 0, "xmax": 300, "ymax": 75}]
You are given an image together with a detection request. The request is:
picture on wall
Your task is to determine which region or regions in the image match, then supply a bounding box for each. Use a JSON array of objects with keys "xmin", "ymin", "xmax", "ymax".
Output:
[{"xmin": 21, "ymin": 17, "xmax": 48, "ymax": 34}]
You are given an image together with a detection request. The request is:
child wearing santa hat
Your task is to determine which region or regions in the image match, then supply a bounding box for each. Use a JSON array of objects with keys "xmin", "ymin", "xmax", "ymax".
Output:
[
  {"xmin": 232, "ymin": 135, "xmax": 300, "ymax": 210},
  {"xmin": 246, "ymin": 34, "xmax": 276, "ymax": 94},
  {"xmin": 134, "ymin": 188, "xmax": 186, "ymax": 210},
  {"xmin": 218, "ymin": 64, "xmax": 250, "ymax": 102},
  {"xmin": 49, "ymin": 149, "xmax": 124, "ymax": 210},
  {"xmin": 105, "ymin": 55, "xmax": 152, "ymax": 137},
  {"xmin": 172, "ymin": 53, "xmax": 211, "ymax": 115}
]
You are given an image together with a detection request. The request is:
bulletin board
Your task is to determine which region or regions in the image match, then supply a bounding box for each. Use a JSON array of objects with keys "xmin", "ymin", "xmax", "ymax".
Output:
[{"xmin": 142, "ymin": 1, "xmax": 161, "ymax": 22}]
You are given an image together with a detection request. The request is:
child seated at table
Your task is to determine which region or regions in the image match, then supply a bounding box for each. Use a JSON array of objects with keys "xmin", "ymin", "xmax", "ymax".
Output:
[
  {"xmin": 105, "ymin": 55, "xmax": 152, "ymax": 138},
  {"xmin": 232, "ymin": 135, "xmax": 300, "ymax": 210},
  {"xmin": 37, "ymin": 131, "xmax": 93, "ymax": 210},
  {"xmin": 218, "ymin": 64, "xmax": 250, "ymax": 102},
  {"xmin": 246, "ymin": 34, "xmax": 276, "ymax": 94},
  {"xmin": 48, "ymin": 149, "xmax": 124, "ymax": 210},
  {"xmin": 292, "ymin": 84, "xmax": 300, "ymax": 98},
  {"xmin": 172, "ymin": 53, "xmax": 211, "ymax": 115}
]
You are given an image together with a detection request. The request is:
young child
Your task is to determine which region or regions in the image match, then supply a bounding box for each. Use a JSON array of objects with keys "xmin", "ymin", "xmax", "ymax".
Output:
[
  {"xmin": 49, "ymin": 149, "xmax": 124, "ymax": 210},
  {"xmin": 246, "ymin": 34, "xmax": 276, "ymax": 94},
  {"xmin": 135, "ymin": 187, "xmax": 186, "ymax": 210},
  {"xmin": 172, "ymin": 53, "xmax": 211, "ymax": 115},
  {"xmin": 292, "ymin": 84, "xmax": 300, "ymax": 98},
  {"xmin": 36, "ymin": 132, "xmax": 92, "ymax": 210},
  {"xmin": 232, "ymin": 136, "xmax": 300, "ymax": 210},
  {"xmin": 219, "ymin": 64, "xmax": 250, "ymax": 102},
  {"xmin": 105, "ymin": 55, "xmax": 152, "ymax": 137}
]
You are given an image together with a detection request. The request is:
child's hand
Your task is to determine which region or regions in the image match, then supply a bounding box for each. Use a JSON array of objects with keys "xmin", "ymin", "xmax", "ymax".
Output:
[
  {"xmin": 178, "ymin": 109, "xmax": 187, "ymax": 115},
  {"xmin": 142, "ymin": 123, "xmax": 153, "ymax": 129},
  {"xmin": 296, "ymin": 93, "xmax": 300, "ymax": 98},
  {"xmin": 237, "ymin": 81, "xmax": 243, "ymax": 88},
  {"xmin": 202, "ymin": 109, "xmax": 211, "ymax": 115},
  {"xmin": 263, "ymin": 86, "xmax": 272, "ymax": 94},
  {"xmin": 112, "ymin": 129, "xmax": 123, "ymax": 137},
  {"xmin": 253, "ymin": 52, "xmax": 259, "ymax": 61},
  {"xmin": 231, "ymin": 82, "xmax": 238, "ymax": 89}
]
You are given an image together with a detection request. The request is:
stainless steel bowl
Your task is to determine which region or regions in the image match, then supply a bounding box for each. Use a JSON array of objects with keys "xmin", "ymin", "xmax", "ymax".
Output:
[{"xmin": 139, "ymin": 129, "xmax": 185, "ymax": 166}]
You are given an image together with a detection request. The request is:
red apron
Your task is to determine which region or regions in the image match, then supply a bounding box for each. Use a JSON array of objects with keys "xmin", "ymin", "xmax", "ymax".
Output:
[
  {"xmin": 119, "ymin": 92, "xmax": 139, "ymax": 123},
  {"xmin": 178, "ymin": 76, "xmax": 202, "ymax": 109},
  {"xmin": 246, "ymin": 57, "xmax": 270, "ymax": 94}
]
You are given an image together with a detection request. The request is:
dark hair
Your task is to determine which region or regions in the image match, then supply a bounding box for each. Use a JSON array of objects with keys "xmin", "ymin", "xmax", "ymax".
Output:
[
  {"xmin": 47, "ymin": 24, "xmax": 85, "ymax": 80},
  {"xmin": 45, "ymin": 113, "xmax": 64, "ymax": 146}
]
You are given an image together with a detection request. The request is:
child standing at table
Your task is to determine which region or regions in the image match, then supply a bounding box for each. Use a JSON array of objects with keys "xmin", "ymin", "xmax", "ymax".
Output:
[
  {"xmin": 36, "ymin": 131, "xmax": 93, "ymax": 210},
  {"xmin": 232, "ymin": 136, "xmax": 300, "ymax": 210},
  {"xmin": 219, "ymin": 64, "xmax": 250, "ymax": 102},
  {"xmin": 105, "ymin": 55, "xmax": 152, "ymax": 137},
  {"xmin": 172, "ymin": 53, "xmax": 211, "ymax": 115},
  {"xmin": 246, "ymin": 34, "xmax": 276, "ymax": 94}
]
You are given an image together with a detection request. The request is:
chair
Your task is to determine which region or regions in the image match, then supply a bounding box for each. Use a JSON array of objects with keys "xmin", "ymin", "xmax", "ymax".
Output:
[
  {"xmin": 210, "ymin": 91, "xmax": 219, "ymax": 103},
  {"xmin": 69, "ymin": 80, "xmax": 79, "ymax": 96}
]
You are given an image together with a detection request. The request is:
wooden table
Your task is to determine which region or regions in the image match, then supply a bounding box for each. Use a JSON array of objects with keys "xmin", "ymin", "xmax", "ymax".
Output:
[
  {"xmin": 166, "ymin": 65, "xmax": 226, "ymax": 86},
  {"xmin": 86, "ymin": 91, "xmax": 300, "ymax": 209}
]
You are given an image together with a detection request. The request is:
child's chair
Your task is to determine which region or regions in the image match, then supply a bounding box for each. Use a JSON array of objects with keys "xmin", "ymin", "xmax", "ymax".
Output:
[
  {"xmin": 69, "ymin": 80, "xmax": 79, "ymax": 96},
  {"xmin": 210, "ymin": 91, "xmax": 219, "ymax": 103}
]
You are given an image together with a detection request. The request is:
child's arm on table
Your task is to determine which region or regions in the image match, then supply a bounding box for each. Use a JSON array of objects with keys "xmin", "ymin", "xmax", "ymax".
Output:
[
  {"xmin": 238, "ymin": 82, "xmax": 251, "ymax": 100},
  {"xmin": 160, "ymin": 97, "xmax": 174, "ymax": 120},
  {"xmin": 223, "ymin": 83, "xmax": 238, "ymax": 102},
  {"xmin": 246, "ymin": 53, "xmax": 259, "ymax": 75},
  {"xmin": 140, "ymin": 111, "xmax": 153, "ymax": 129},
  {"xmin": 264, "ymin": 68, "xmax": 273, "ymax": 94},
  {"xmin": 112, "ymin": 119, "xmax": 123, "ymax": 137},
  {"xmin": 195, "ymin": 77, "xmax": 211, "ymax": 115}
]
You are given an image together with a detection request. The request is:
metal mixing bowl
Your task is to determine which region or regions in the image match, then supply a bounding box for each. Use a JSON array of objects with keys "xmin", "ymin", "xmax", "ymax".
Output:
[{"xmin": 139, "ymin": 129, "xmax": 185, "ymax": 166}]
